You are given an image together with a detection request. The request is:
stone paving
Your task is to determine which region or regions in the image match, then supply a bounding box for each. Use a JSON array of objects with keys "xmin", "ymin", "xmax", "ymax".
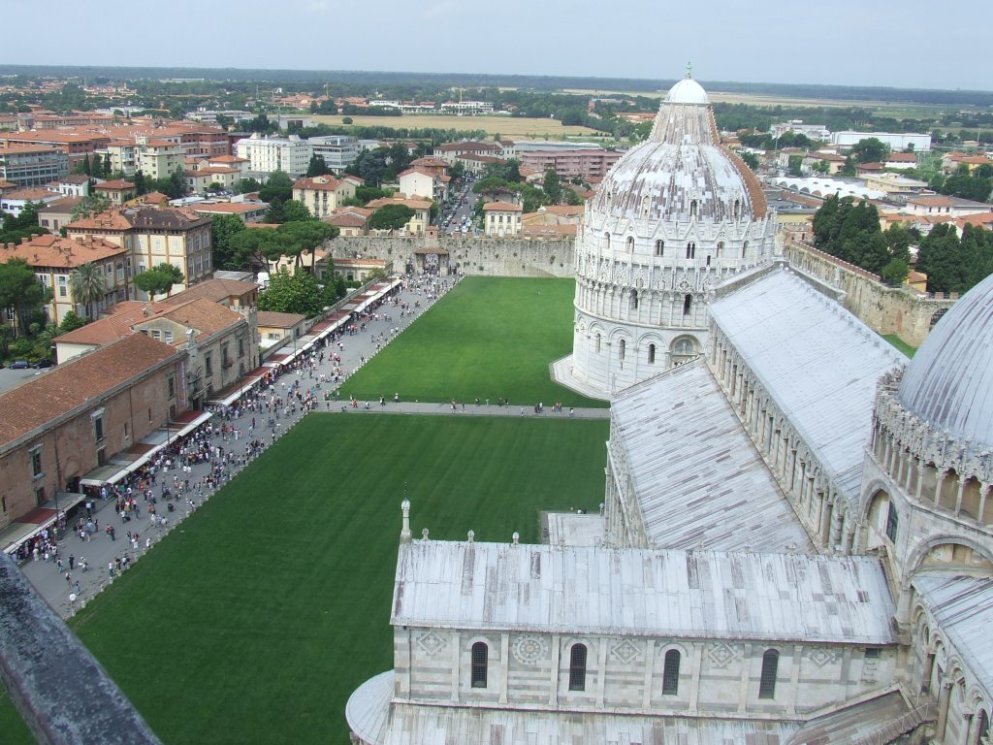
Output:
[{"xmin": 19, "ymin": 276, "xmax": 609, "ymax": 619}]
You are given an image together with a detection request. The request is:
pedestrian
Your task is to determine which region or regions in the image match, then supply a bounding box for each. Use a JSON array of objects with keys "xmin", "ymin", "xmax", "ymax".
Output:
[{"xmin": 69, "ymin": 554, "xmax": 75, "ymax": 571}]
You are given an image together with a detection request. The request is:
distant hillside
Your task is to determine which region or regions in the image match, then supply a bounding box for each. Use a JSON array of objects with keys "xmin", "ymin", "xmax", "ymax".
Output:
[{"xmin": 1, "ymin": 65, "xmax": 991, "ymax": 107}]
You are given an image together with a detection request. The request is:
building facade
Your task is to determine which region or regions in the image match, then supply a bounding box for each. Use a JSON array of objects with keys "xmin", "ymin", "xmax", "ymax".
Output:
[
  {"xmin": 292, "ymin": 176, "xmax": 357, "ymax": 220},
  {"xmin": 0, "ymin": 144, "xmax": 69, "ymax": 187},
  {"xmin": 235, "ymin": 134, "xmax": 312, "ymax": 177}
]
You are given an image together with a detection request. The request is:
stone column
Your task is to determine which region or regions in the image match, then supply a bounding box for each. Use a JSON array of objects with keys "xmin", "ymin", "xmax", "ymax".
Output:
[
  {"xmin": 499, "ymin": 632, "xmax": 509, "ymax": 704},
  {"xmin": 936, "ymin": 680, "xmax": 953, "ymax": 740},
  {"xmin": 548, "ymin": 635, "xmax": 560, "ymax": 706}
]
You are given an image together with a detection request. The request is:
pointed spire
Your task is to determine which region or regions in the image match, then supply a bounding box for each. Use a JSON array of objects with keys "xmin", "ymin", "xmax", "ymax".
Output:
[
  {"xmin": 400, "ymin": 499, "xmax": 411, "ymax": 544},
  {"xmin": 686, "ymin": 61, "xmax": 693, "ymax": 79}
]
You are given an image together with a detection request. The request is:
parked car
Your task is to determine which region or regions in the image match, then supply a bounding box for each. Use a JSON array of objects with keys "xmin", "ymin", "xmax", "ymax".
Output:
[
  {"xmin": 10, "ymin": 360, "xmax": 30, "ymax": 369},
  {"xmin": 32, "ymin": 359, "xmax": 53, "ymax": 369}
]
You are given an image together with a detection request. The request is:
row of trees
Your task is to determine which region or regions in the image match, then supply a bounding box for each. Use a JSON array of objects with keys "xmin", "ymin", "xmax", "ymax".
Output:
[
  {"xmin": 916, "ymin": 223, "xmax": 993, "ymax": 294},
  {"xmin": 811, "ymin": 195, "xmax": 912, "ymax": 283}
]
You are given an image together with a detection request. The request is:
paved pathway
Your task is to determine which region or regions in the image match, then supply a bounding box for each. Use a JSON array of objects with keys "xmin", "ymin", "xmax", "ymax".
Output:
[{"xmin": 19, "ymin": 276, "xmax": 608, "ymax": 619}]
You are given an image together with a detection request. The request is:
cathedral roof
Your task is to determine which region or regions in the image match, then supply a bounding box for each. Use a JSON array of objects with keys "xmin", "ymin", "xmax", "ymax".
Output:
[
  {"xmin": 611, "ymin": 360, "xmax": 813, "ymax": 553},
  {"xmin": 710, "ymin": 266, "xmax": 905, "ymax": 504},
  {"xmin": 587, "ymin": 75, "xmax": 766, "ymax": 225},
  {"xmin": 392, "ymin": 541, "xmax": 896, "ymax": 644},
  {"xmin": 897, "ymin": 271, "xmax": 993, "ymax": 448}
]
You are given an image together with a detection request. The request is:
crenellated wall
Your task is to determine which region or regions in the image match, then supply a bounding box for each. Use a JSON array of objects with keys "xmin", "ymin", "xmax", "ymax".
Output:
[{"xmin": 784, "ymin": 242, "xmax": 956, "ymax": 348}]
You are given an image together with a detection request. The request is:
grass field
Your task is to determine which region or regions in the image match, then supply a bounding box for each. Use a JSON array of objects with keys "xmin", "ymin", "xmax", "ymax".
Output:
[
  {"xmin": 340, "ymin": 277, "xmax": 606, "ymax": 408},
  {"xmin": 883, "ymin": 333, "xmax": 918, "ymax": 357},
  {"xmin": 1, "ymin": 414, "xmax": 609, "ymax": 744},
  {"xmin": 309, "ymin": 113, "xmax": 600, "ymax": 138}
]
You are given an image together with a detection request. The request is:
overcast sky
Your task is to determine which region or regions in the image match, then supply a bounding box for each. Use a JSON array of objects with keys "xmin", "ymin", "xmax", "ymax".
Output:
[{"xmin": 4, "ymin": 0, "xmax": 989, "ymax": 91}]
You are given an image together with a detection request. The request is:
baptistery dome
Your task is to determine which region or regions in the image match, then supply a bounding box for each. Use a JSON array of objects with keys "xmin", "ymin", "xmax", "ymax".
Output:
[
  {"xmin": 564, "ymin": 73, "xmax": 778, "ymax": 399},
  {"xmin": 588, "ymin": 76, "xmax": 766, "ymax": 227},
  {"xmin": 897, "ymin": 272, "xmax": 993, "ymax": 447}
]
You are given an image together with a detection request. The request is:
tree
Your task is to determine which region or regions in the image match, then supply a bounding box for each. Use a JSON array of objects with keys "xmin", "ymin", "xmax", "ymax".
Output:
[
  {"xmin": 211, "ymin": 214, "xmax": 247, "ymax": 270},
  {"xmin": 850, "ymin": 137, "xmax": 890, "ymax": 164},
  {"xmin": 258, "ymin": 171, "xmax": 293, "ymax": 204},
  {"xmin": 59, "ymin": 310, "xmax": 86, "ymax": 333},
  {"xmin": 306, "ymin": 154, "xmax": 332, "ymax": 177},
  {"xmin": 354, "ymin": 185, "xmax": 388, "ymax": 204},
  {"xmin": 740, "ymin": 151, "xmax": 760, "ymax": 170},
  {"xmin": 368, "ymin": 204, "xmax": 414, "ymax": 231},
  {"xmin": 787, "ymin": 154, "xmax": 804, "ymax": 177},
  {"xmin": 542, "ymin": 170, "xmax": 562, "ymax": 203},
  {"xmin": 257, "ymin": 268, "xmax": 324, "ymax": 317},
  {"xmin": 229, "ymin": 227, "xmax": 282, "ymax": 270},
  {"xmin": 134, "ymin": 263, "xmax": 184, "ymax": 298},
  {"xmin": 69, "ymin": 262, "xmax": 106, "ymax": 319},
  {"xmin": 275, "ymin": 220, "xmax": 338, "ymax": 269},
  {"xmin": 235, "ymin": 177, "xmax": 263, "ymax": 195},
  {"xmin": 70, "ymin": 194, "xmax": 111, "ymax": 222},
  {"xmin": 281, "ymin": 200, "xmax": 312, "ymax": 223},
  {"xmin": 0, "ymin": 258, "xmax": 51, "ymax": 337}
]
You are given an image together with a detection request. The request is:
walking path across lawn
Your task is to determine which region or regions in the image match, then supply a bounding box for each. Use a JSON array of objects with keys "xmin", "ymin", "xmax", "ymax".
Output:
[{"xmin": 19, "ymin": 275, "xmax": 608, "ymax": 619}]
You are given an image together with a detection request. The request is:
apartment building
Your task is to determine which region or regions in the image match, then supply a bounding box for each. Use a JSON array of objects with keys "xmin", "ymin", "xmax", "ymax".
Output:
[
  {"xmin": 0, "ymin": 144, "xmax": 70, "ymax": 186},
  {"xmin": 236, "ymin": 134, "xmax": 312, "ymax": 177}
]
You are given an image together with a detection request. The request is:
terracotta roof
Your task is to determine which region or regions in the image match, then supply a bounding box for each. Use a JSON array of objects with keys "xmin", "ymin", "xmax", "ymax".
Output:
[
  {"xmin": 0, "ymin": 234, "xmax": 125, "ymax": 268},
  {"xmin": 293, "ymin": 176, "xmax": 346, "ymax": 191},
  {"xmin": 66, "ymin": 210, "xmax": 133, "ymax": 232},
  {"xmin": 38, "ymin": 196, "xmax": 84, "ymax": 212},
  {"xmin": 539, "ymin": 205, "xmax": 584, "ymax": 216},
  {"xmin": 207, "ymin": 155, "xmax": 249, "ymax": 164},
  {"xmin": 482, "ymin": 201, "xmax": 522, "ymax": 212},
  {"xmin": 956, "ymin": 213, "xmax": 993, "ymax": 229},
  {"xmin": 366, "ymin": 197, "xmax": 433, "ymax": 210},
  {"xmin": 55, "ymin": 302, "xmax": 153, "ymax": 346},
  {"xmin": 1, "ymin": 187, "xmax": 60, "ymax": 202},
  {"xmin": 885, "ymin": 152, "xmax": 918, "ymax": 162},
  {"xmin": 140, "ymin": 297, "xmax": 243, "ymax": 340},
  {"xmin": 93, "ymin": 179, "xmax": 136, "ymax": 190},
  {"xmin": 159, "ymin": 278, "xmax": 258, "ymax": 305},
  {"xmin": 257, "ymin": 311, "xmax": 306, "ymax": 328},
  {"xmin": 0, "ymin": 143, "xmax": 61, "ymax": 155},
  {"xmin": 909, "ymin": 196, "xmax": 956, "ymax": 207},
  {"xmin": 327, "ymin": 210, "xmax": 370, "ymax": 228},
  {"xmin": 0, "ymin": 334, "xmax": 181, "ymax": 448},
  {"xmin": 409, "ymin": 157, "xmax": 449, "ymax": 169}
]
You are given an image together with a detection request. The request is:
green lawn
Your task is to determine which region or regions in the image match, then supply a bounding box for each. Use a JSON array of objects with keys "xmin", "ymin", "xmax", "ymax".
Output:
[
  {"xmin": 340, "ymin": 276, "xmax": 607, "ymax": 407},
  {"xmin": 2, "ymin": 414, "xmax": 608, "ymax": 745},
  {"xmin": 883, "ymin": 334, "xmax": 917, "ymax": 357}
]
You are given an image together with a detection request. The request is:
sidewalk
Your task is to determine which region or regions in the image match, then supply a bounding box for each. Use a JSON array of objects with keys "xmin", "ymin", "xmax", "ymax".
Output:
[{"xmin": 20, "ymin": 275, "xmax": 607, "ymax": 618}]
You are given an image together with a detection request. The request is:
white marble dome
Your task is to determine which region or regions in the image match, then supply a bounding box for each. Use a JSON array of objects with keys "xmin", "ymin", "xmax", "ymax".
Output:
[
  {"xmin": 898, "ymin": 272, "xmax": 993, "ymax": 446},
  {"xmin": 665, "ymin": 77, "xmax": 710, "ymax": 105},
  {"xmin": 588, "ymin": 76, "xmax": 765, "ymax": 225}
]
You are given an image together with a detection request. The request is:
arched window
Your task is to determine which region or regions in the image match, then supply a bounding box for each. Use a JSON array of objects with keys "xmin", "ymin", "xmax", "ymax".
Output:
[
  {"xmin": 569, "ymin": 643, "xmax": 587, "ymax": 691},
  {"xmin": 885, "ymin": 502, "xmax": 898, "ymax": 542},
  {"xmin": 626, "ymin": 236, "xmax": 635, "ymax": 252},
  {"xmin": 683, "ymin": 294, "xmax": 692, "ymax": 315},
  {"xmin": 471, "ymin": 642, "xmax": 488, "ymax": 688},
  {"xmin": 671, "ymin": 337, "xmax": 697, "ymax": 367},
  {"xmin": 759, "ymin": 649, "xmax": 779, "ymax": 699},
  {"xmin": 689, "ymin": 200, "xmax": 698, "ymax": 219},
  {"xmin": 733, "ymin": 199, "xmax": 741, "ymax": 219},
  {"xmin": 716, "ymin": 241, "xmax": 724, "ymax": 257},
  {"xmin": 685, "ymin": 242, "xmax": 696, "ymax": 259},
  {"xmin": 630, "ymin": 290, "xmax": 639, "ymax": 311},
  {"xmin": 603, "ymin": 233, "xmax": 611, "ymax": 251},
  {"xmin": 654, "ymin": 239, "xmax": 664, "ymax": 257},
  {"xmin": 619, "ymin": 339, "xmax": 626, "ymax": 361},
  {"xmin": 977, "ymin": 710, "xmax": 989, "ymax": 744},
  {"xmin": 706, "ymin": 255, "xmax": 711, "ymax": 266},
  {"xmin": 648, "ymin": 344, "xmax": 656, "ymax": 364},
  {"xmin": 741, "ymin": 240, "xmax": 749, "ymax": 258},
  {"xmin": 662, "ymin": 649, "xmax": 680, "ymax": 695},
  {"xmin": 595, "ymin": 333, "xmax": 601, "ymax": 354}
]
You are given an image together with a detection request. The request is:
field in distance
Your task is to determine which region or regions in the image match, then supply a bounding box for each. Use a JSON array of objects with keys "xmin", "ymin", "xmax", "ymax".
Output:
[
  {"xmin": 309, "ymin": 113, "xmax": 600, "ymax": 138},
  {"xmin": 0, "ymin": 414, "xmax": 609, "ymax": 745},
  {"xmin": 339, "ymin": 276, "xmax": 606, "ymax": 408}
]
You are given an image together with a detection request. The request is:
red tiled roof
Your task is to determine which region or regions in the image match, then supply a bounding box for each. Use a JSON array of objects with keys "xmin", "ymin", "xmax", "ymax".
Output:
[
  {"xmin": 0, "ymin": 334, "xmax": 181, "ymax": 448},
  {"xmin": 0, "ymin": 234, "xmax": 126, "ymax": 268}
]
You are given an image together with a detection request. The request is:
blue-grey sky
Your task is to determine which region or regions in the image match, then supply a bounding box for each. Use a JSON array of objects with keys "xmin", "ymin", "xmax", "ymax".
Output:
[{"xmin": 4, "ymin": 0, "xmax": 989, "ymax": 91}]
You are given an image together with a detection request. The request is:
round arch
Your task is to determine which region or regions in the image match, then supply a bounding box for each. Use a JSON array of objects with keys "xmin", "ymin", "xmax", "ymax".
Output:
[
  {"xmin": 905, "ymin": 535, "xmax": 993, "ymax": 576},
  {"xmin": 669, "ymin": 335, "xmax": 700, "ymax": 367}
]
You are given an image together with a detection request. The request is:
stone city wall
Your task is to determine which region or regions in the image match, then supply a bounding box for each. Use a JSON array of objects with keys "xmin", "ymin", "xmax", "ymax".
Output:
[
  {"xmin": 784, "ymin": 242, "xmax": 956, "ymax": 348},
  {"xmin": 330, "ymin": 236, "xmax": 576, "ymax": 279}
]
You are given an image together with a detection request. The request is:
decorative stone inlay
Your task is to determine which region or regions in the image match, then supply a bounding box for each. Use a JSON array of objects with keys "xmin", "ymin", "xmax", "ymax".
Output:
[
  {"xmin": 415, "ymin": 630, "xmax": 446, "ymax": 656},
  {"xmin": 511, "ymin": 634, "xmax": 548, "ymax": 665},
  {"xmin": 609, "ymin": 639, "xmax": 642, "ymax": 664},
  {"xmin": 707, "ymin": 642, "xmax": 739, "ymax": 668},
  {"xmin": 807, "ymin": 647, "xmax": 838, "ymax": 667}
]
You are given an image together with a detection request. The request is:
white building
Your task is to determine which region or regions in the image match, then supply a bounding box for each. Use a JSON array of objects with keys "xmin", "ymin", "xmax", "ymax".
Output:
[
  {"xmin": 235, "ymin": 134, "xmax": 313, "ymax": 178},
  {"xmin": 565, "ymin": 76, "xmax": 778, "ymax": 398},
  {"xmin": 832, "ymin": 131, "xmax": 932, "ymax": 152},
  {"xmin": 309, "ymin": 135, "xmax": 360, "ymax": 173}
]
